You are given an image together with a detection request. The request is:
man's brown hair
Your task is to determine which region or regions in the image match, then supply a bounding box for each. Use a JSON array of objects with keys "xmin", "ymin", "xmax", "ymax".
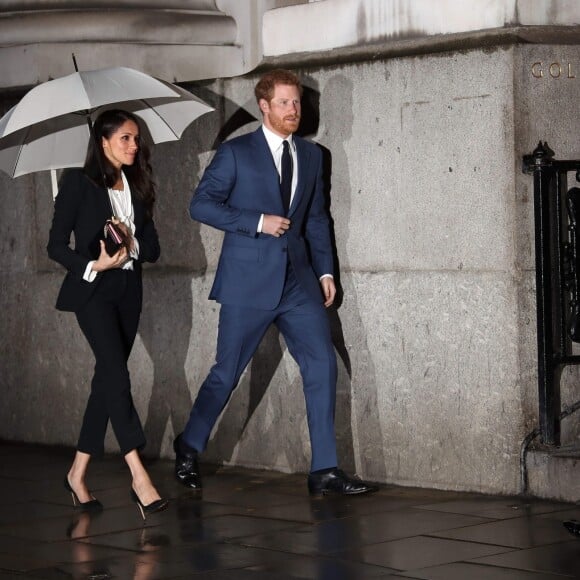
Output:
[{"xmin": 254, "ymin": 69, "xmax": 303, "ymax": 104}]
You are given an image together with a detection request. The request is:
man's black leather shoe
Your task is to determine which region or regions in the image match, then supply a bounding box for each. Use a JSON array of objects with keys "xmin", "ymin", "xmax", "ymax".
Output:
[
  {"xmin": 564, "ymin": 520, "xmax": 580, "ymax": 537},
  {"xmin": 307, "ymin": 468, "xmax": 378, "ymax": 496},
  {"xmin": 173, "ymin": 434, "xmax": 202, "ymax": 490}
]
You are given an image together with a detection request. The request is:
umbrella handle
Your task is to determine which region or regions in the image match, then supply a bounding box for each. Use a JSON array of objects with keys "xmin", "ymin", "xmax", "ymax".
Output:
[{"xmin": 51, "ymin": 170, "xmax": 58, "ymax": 200}]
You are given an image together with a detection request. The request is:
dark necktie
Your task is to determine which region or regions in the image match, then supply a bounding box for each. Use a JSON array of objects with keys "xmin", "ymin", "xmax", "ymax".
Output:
[{"xmin": 280, "ymin": 139, "xmax": 292, "ymax": 214}]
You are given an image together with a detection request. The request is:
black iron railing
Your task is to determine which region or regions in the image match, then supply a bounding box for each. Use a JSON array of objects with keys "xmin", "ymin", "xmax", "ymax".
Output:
[{"xmin": 520, "ymin": 142, "xmax": 580, "ymax": 492}]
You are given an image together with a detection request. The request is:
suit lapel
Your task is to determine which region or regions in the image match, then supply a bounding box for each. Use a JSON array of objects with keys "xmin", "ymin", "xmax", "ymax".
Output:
[{"xmin": 91, "ymin": 177, "xmax": 112, "ymax": 221}]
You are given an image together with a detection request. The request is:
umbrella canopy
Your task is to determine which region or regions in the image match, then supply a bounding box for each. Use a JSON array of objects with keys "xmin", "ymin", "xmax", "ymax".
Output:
[
  {"xmin": 0, "ymin": 67, "xmax": 214, "ymax": 179},
  {"xmin": 0, "ymin": 67, "xmax": 179, "ymax": 138}
]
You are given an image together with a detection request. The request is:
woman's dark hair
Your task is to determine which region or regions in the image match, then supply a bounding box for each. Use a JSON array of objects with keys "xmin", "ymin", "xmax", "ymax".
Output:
[{"xmin": 84, "ymin": 109, "xmax": 156, "ymax": 218}]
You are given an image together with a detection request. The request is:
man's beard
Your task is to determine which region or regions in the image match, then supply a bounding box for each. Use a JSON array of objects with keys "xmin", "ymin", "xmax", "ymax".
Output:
[{"xmin": 271, "ymin": 114, "xmax": 300, "ymax": 135}]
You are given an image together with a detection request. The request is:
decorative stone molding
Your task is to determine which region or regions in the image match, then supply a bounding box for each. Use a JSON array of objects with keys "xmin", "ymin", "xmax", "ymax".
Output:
[
  {"xmin": 0, "ymin": 0, "xmax": 309, "ymax": 89},
  {"xmin": 0, "ymin": 1, "xmax": 236, "ymax": 45},
  {"xmin": 3, "ymin": 0, "xmax": 579, "ymax": 91}
]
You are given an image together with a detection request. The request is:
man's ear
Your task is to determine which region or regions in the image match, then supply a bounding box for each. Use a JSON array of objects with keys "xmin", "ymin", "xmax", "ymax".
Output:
[{"xmin": 258, "ymin": 98, "xmax": 269, "ymax": 113}]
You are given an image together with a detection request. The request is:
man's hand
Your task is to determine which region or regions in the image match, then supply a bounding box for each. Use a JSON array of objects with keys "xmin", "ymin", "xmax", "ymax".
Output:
[
  {"xmin": 262, "ymin": 214, "xmax": 290, "ymax": 237},
  {"xmin": 320, "ymin": 276, "xmax": 336, "ymax": 307}
]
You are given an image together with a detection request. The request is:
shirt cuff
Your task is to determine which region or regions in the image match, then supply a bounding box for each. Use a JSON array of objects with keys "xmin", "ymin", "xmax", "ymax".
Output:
[
  {"xmin": 83, "ymin": 261, "xmax": 97, "ymax": 283},
  {"xmin": 130, "ymin": 238, "xmax": 140, "ymax": 260},
  {"xmin": 320, "ymin": 274, "xmax": 333, "ymax": 280},
  {"xmin": 257, "ymin": 214, "xmax": 264, "ymax": 233}
]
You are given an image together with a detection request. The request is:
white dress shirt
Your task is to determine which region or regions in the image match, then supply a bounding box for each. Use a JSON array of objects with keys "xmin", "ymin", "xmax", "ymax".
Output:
[
  {"xmin": 259, "ymin": 126, "xmax": 332, "ymax": 282},
  {"xmin": 257, "ymin": 125, "xmax": 298, "ymax": 233},
  {"xmin": 262, "ymin": 124, "xmax": 298, "ymax": 200}
]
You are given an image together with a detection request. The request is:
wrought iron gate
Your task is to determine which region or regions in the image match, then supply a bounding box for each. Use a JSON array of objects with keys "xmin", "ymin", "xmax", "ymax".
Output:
[{"xmin": 522, "ymin": 142, "xmax": 580, "ymax": 451}]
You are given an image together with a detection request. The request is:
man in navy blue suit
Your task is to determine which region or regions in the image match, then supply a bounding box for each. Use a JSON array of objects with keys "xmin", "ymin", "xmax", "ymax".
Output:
[{"xmin": 174, "ymin": 69, "xmax": 377, "ymax": 496}]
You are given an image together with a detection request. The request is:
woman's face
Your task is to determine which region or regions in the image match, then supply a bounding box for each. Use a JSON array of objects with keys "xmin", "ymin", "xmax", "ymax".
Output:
[{"xmin": 101, "ymin": 119, "xmax": 139, "ymax": 169}]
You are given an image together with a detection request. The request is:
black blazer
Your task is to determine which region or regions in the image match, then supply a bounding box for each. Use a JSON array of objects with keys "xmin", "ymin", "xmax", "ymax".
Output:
[{"xmin": 47, "ymin": 168, "xmax": 160, "ymax": 312}]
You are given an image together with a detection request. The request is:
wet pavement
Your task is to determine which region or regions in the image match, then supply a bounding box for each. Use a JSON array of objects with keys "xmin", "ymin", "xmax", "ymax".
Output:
[{"xmin": 0, "ymin": 441, "xmax": 579, "ymax": 579}]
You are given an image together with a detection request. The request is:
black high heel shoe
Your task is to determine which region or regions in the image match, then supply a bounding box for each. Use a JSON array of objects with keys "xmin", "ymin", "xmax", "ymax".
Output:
[
  {"xmin": 130, "ymin": 489, "xmax": 169, "ymax": 521},
  {"xmin": 64, "ymin": 477, "xmax": 103, "ymax": 511},
  {"xmin": 564, "ymin": 520, "xmax": 580, "ymax": 537}
]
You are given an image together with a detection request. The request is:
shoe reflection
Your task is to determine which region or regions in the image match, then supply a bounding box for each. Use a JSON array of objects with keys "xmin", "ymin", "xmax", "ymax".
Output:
[
  {"xmin": 134, "ymin": 528, "xmax": 168, "ymax": 580},
  {"xmin": 564, "ymin": 519, "xmax": 580, "ymax": 537},
  {"xmin": 67, "ymin": 511, "xmax": 111, "ymax": 579},
  {"xmin": 66, "ymin": 511, "xmax": 169, "ymax": 579},
  {"xmin": 308, "ymin": 497, "xmax": 366, "ymax": 580},
  {"xmin": 138, "ymin": 527, "xmax": 170, "ymax": 550},
  {"xmin": 67, "ymin": 511, "xmax": 96, "ymax": 540},
  {"xmin": 175, "ymin": 495, "xmax": 220, "ymax": 571}
]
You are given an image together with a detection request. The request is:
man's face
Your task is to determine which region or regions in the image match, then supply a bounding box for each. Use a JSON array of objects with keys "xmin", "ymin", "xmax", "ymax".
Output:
[{"xmin": 259, "ymin": 83, "xmax": 301, "ymax": 137}]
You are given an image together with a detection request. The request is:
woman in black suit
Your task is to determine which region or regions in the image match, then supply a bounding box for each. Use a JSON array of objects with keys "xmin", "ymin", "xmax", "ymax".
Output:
[{"xmin": 47, "ymin": 109, "xmax": 167, "ymax": 519}]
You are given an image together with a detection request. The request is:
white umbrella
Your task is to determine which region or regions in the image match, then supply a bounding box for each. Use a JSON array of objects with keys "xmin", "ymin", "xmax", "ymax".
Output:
[
  {"xmin": 0, "ymin": 66, "xmax": 214, "ymax": 190},
  {"xmin": 0, "ymin": 66, "xmax": 180, "ymax": 138}
]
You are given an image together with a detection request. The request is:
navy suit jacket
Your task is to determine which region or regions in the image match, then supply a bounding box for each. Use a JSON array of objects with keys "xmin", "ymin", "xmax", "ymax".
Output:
[
  {"xmin": 190, "ymin": 128, "xmax": 333, "ymax": 310},
  {"xmin": 47, "ymin": 168, "xmax": 160, "ymax": 312}
]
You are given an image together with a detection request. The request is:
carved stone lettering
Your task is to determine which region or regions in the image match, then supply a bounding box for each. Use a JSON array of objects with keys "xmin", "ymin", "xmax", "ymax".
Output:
[{"xmin": 531, "ymin": 62, "xmax": 576, "ymax": 79}]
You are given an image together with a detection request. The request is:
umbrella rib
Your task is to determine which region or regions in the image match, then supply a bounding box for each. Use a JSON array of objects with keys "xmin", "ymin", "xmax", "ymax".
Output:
[
  {"xmin": 12, "ymin": 124, "xmax": 32, "ymax": 177},
  {"xmin": 138, "ymin": 99, "xmax": 180, "ymax": 140}
]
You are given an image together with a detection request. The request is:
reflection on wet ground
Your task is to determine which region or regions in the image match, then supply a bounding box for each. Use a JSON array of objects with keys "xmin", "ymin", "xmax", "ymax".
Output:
[{"xmin": 0, "ymin": 442, "xmax": 578, "ymax": 579}]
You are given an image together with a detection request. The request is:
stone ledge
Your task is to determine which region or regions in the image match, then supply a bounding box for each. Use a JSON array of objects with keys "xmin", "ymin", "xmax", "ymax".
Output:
[
  {"xmin": 263, "ymin": 0, "xmax": 580, "ymax": 57},
  {"xmin": 0, "ymin": 43, "xmax": 245, "ymax": 91},
  {"xmin": 259, "ymin": 25, "xmax": 580, "ymax": 71}
]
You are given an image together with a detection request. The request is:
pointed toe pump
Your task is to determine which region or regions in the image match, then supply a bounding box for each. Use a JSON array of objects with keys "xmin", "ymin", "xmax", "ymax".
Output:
[
  {"xmin": 130, "ymin": 489, "xmax": 169, "ymax": 521},
  {"xmin": 64, "ymin": 477, "xmax": 103, "ymax": 511}
]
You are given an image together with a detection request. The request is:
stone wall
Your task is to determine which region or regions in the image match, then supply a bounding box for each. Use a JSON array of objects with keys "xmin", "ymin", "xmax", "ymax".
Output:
[{"xmin": 1, "ymin": 42, "xmax": 579, "ymax": 495}]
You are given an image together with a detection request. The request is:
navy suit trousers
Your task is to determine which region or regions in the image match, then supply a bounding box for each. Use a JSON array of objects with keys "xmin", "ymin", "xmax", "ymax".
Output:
[{"xmin": 183, "ymin": 265, "xmax": 338, "ymax": 472}]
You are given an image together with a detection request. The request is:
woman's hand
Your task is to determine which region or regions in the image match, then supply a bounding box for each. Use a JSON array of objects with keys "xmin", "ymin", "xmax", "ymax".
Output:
[{"xmin": 92, "ymin": 240, "xmax": 129, "ymax": 272}]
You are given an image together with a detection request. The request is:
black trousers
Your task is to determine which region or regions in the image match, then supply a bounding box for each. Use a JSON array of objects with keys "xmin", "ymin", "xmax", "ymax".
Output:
[{"xmin": 75, "ymin": 269, "xmax": 145, "ymax": 457}]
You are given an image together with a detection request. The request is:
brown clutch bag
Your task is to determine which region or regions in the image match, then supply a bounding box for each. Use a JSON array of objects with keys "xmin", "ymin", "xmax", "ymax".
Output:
[{"xmin": 103, "ymin": 219, "xmax": 129, "ymax": 257}]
